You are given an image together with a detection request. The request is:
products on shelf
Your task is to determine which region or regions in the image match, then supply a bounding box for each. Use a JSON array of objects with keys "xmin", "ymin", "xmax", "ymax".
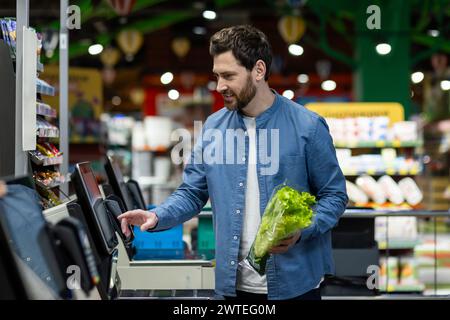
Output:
[
  {"xmin": 399, "ymin": 257, "xmax": 420, "ymax": 285},
  {"xmin": 379, "ymin": 257, "xmax": 400, "ymax": 289},
  {"xmin": 35, "ymin": 184, "xmax": 62, "ymax": 208},
  {"xmin": 33, "ymin": 169, "xmax": 64, "ymax": 188},
  {"xmin": 379, "ymin": 256, "xmax": 425, "ymax": 292},
  {"xmin": 326, "ymin": 117, "xmax": 418, "ymax": 144},
  {"xmin": 392, "ymin": 121, "xmax": 419, "ymax": 142},
  {"xmin": 348, "ymin": 175, "xmax": 423, "ymax": 207},
  {"xmin": 101, "ymin": 113, "xmax": 134, "ymax": 146},
  {"xmin": 398, "ymin": 177, "xmax": 423, "ymax": 206},
  {"xmin": 36, "ymin": 101, "xmax": 57, "ymax": 117},
  {"xmin": 336, "ymin": 150, "xmax": 422, "ymax": 175},
  {"xmin": 414, "ymin": 242, "xmax": 450, "ymax": 292},
  {"xmin": 36, "ymin": 78, "xmax": 55, "ymax": 96},
  {"xmin": 0, "ymin": 17, "xmax": 16, "ymax": 57},
  {"xmin": 375, "ymin": 217, "xmax": 418, "ymax": 245},
  {"xmin": 355, "ymin": 175, "xmax": 386, "ymax": 204},
  {"xmin": 30, "ymin": 143, "xmax": 63, "ymax": 166},
  {"xmin": 37, "ymin": 118, "xmax": 59, "ymax": 137},
  {"xmin": 143, "ymin": 116, "xmax": 173, "ymax": 150},
  {"xmin": 378, "ymin": 175, "xmax": 405, "ymax": 205}
]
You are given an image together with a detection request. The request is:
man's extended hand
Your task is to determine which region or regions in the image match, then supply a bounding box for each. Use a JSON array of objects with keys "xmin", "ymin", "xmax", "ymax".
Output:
[
  {"xmin": 268, "ymin": 230, "xmax": 301, "ymax": 254},
  {"xmin": 117, "ymin": 210, "xmax": 158, "ymax": 237}
]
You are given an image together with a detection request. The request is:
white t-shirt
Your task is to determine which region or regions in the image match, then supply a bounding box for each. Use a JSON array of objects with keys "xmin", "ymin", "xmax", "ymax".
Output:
[
  {"xmin": 236, "ymin": 116, "xmax": 323, "ymax": 294},
  {"xmin": 236, "ymin": 117, "xmax": 268, "ymax": 294}
]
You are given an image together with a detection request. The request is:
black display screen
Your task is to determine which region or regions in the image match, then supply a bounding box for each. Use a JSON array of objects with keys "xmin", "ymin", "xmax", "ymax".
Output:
[{"xmin": 79, "ymin": 163, "xmax": 102, "ymax": 205}]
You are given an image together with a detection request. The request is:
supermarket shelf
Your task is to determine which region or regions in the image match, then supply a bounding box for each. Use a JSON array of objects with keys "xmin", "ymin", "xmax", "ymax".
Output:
[
  {"xmin": 343, "ymin": 209, "xmax": 450, "ymax": 218},
  {"xmin": 379, "ymin": 283, "xmax": 425, "ymax": 293},
  {"xmin": 36, "ymin": 78, "xmax": 55, "ymax": 96},
  {"xmin": 36, "ymin": 102, "xmax": 57, "ymax": 118},
  {"xmin": 343, "ymin": 168, "xmax": 422, "ymax": 176},
  {"xmin": 30, "ymin": 154, "xmax": 63, "ymax": 166},
  {"xmin": 334, "ymin": 140, "xmax": 423, "ymax": 148},
  {"xmin": 378, "ymin": 240, "xmax": 420, "ymax": 250}
]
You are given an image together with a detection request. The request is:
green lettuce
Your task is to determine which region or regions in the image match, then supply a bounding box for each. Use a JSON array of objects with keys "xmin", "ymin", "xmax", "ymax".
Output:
[{"xmin": 246, "ymin": 186, "xmax": 316, "ymax": 275}]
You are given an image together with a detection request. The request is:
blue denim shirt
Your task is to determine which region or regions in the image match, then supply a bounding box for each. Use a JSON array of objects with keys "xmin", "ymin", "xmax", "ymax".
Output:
[{"xmin": 153, "ymin": 93, "xmax": 348, "ymax": 299}]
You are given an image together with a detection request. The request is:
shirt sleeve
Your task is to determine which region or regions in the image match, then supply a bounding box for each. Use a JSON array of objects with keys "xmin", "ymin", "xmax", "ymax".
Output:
[
  {"xmin": 299, "ymin": 116, "xmax": 349, "ymax": 243},
  {"xmin": 151, "ymin": 130, "xmax": 209, "ymax": 231}
]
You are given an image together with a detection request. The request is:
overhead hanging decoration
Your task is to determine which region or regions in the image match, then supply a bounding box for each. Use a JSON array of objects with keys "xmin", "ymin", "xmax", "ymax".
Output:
[
  {"xmin": 102, "ymin": 68, "xmax": 117, "ymax": 86},
  {"xmin": 100, "ymin": 47, "xmax": 121, "ymax": 86},
  {"xmin": 116, "ymin": 29, "xmax": 143, "ymax": 62},
  {"xmin": 106, "ymin": 0, "xmax": 136, "ymax": 16},
  {"xmin": 171, "ymin": 37, "xmax": 191, "ymax": 59},
  {"xmin": 100, "ymin": 47, "xmax": 121, "ymax": 68},
  {"xmin": 277, "ymin": 15, "xmax": 306, "ymax": 44}
]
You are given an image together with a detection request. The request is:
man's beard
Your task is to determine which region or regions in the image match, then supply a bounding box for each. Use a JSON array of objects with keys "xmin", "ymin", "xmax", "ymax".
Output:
[{"xmin": 223, "ymin": 75, "xmax": 257, "ymax": 112}]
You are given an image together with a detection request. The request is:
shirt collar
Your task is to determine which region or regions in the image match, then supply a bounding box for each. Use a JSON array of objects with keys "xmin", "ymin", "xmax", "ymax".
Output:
[{"xmin": 237, "ymin": 89, "xmax": 280, "ymax": 128}]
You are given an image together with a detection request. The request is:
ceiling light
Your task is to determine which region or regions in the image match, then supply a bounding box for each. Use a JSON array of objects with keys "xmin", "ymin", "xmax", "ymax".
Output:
[
  {"xmin": 411, "ymin": 71, "xmax": 424, "ymax": 84},
  {"xmin": 440, "ymin": 80, "xmax": 450, "ymax": 91},
  {"xmin": 203, "ymin": 10, "xmax": 217, "ymax": 20},
  {"xmin": 375, "ymin": 43, "xmax": 391, "ymax": 55},
  {"xmin": 282, "ymin": 90, "xmax": 294, "ymax": 100},
  {"xmin": 161, "ymin": 72, "xmax": 174, "ymax": 85},
  {"xmin": 297, "ymin": 74, "xmax": 309, "ymax": 84},
  {"xmin": 88, "ymin": 44, "xmax": 103, "ymax": 55},
  {"xmin": 428, "ymin": 29, "xmax": 440, "ymax": 37},
  {"xmin": 321, "ymin": 80, "xmax": 336, "ymax": 91},
  {"xmin": 288, "ymin": 44, "xmax": 304, "ymax": 56},
  {"xmin": 168, "ymin": 89, "xmax": 180, "ymax": 100},
  {"xmin": 112, "ymin": 96, "xmax": 121, "ymax": 106}
]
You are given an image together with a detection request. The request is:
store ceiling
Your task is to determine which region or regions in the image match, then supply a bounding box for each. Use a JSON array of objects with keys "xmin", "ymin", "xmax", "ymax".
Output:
[{"xmin": 1, "ymin": 0, "xmax": 449, "ymax": 81}]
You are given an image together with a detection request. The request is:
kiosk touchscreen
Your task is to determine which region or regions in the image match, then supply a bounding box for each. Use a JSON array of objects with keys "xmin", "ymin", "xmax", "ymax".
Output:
[
  {"xmin": 72, "ymin": 162, "xmax": 118, "ymax": 255},
  {"xmin": 104, "ymin": 156, "xmax": 146, "ymax": 211},
  {"xmin": 71, "ymin": 162, "xmax": 122, "ymax": 299}
]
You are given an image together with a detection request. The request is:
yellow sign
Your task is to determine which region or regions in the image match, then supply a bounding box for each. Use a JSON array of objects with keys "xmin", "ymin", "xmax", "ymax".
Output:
[
  {"xmin": 305, "ymin": 102, "xmax": 405, "ymax": 125},
  {"xmin": 41, "ymin": 65, "xmax": 103, "ymax": 143}
]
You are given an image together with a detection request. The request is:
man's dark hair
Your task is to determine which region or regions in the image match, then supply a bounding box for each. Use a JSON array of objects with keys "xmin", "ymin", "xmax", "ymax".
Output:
[{"xmin": 209, "ymin": 25, "xmax": 272, "ymax": 81}]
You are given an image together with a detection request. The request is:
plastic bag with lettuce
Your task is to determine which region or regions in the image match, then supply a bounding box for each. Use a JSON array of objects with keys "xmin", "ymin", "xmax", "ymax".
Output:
[{"xmin": 239, "ymin": 184, "xmax": 316, "ymax": 275}]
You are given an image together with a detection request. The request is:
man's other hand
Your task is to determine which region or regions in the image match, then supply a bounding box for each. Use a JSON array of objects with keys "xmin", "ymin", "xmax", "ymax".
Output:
[{"xmin": 268, "ymin": 231, "xmax": 301, "ymax": 254}]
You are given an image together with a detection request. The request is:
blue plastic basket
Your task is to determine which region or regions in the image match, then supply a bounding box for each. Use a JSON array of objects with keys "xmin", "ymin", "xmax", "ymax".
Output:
[{"xmin": 132, "ymin": 224, "xmax": 184, "ymax": 260}]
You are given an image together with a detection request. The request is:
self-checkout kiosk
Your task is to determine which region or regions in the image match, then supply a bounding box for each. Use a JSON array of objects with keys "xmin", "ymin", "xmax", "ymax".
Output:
[
  {"xmin": 102, "ymin": 157, "xmax": 215, "ymax": 292},
  {"xmin": 0, "ymin": 175, "xmax": 101, "ymax": 299},
  {"xmin": 70, "ymin": 162, "xmax": 128, "ymax": 299}
]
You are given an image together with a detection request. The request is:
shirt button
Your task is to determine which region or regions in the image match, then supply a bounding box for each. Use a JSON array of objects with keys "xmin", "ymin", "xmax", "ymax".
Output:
[
  {"xmin": 230, "ymin": 261, "xmax": 235, "ymax": 266},
  {"xmin": 236, "ymin": 209, "xmax": 240, "ymax": 214},
  {"xmin": 239, "ymin": 182, "xmax": 243, "ymax": 187},
  {"xmin": 242, "ymin": 157, "xmax": 246, "ymax": 162},
  {"xmin": 233, "ymin": 235, "xmax": 238, "ymax": 240},
  {"xmin": 26, "ymin": 257, "xmax": 31, "ymax": 262},
  {"xmin": 245, "ymin": 131, "xmax": 248, "ymax": 136}
]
